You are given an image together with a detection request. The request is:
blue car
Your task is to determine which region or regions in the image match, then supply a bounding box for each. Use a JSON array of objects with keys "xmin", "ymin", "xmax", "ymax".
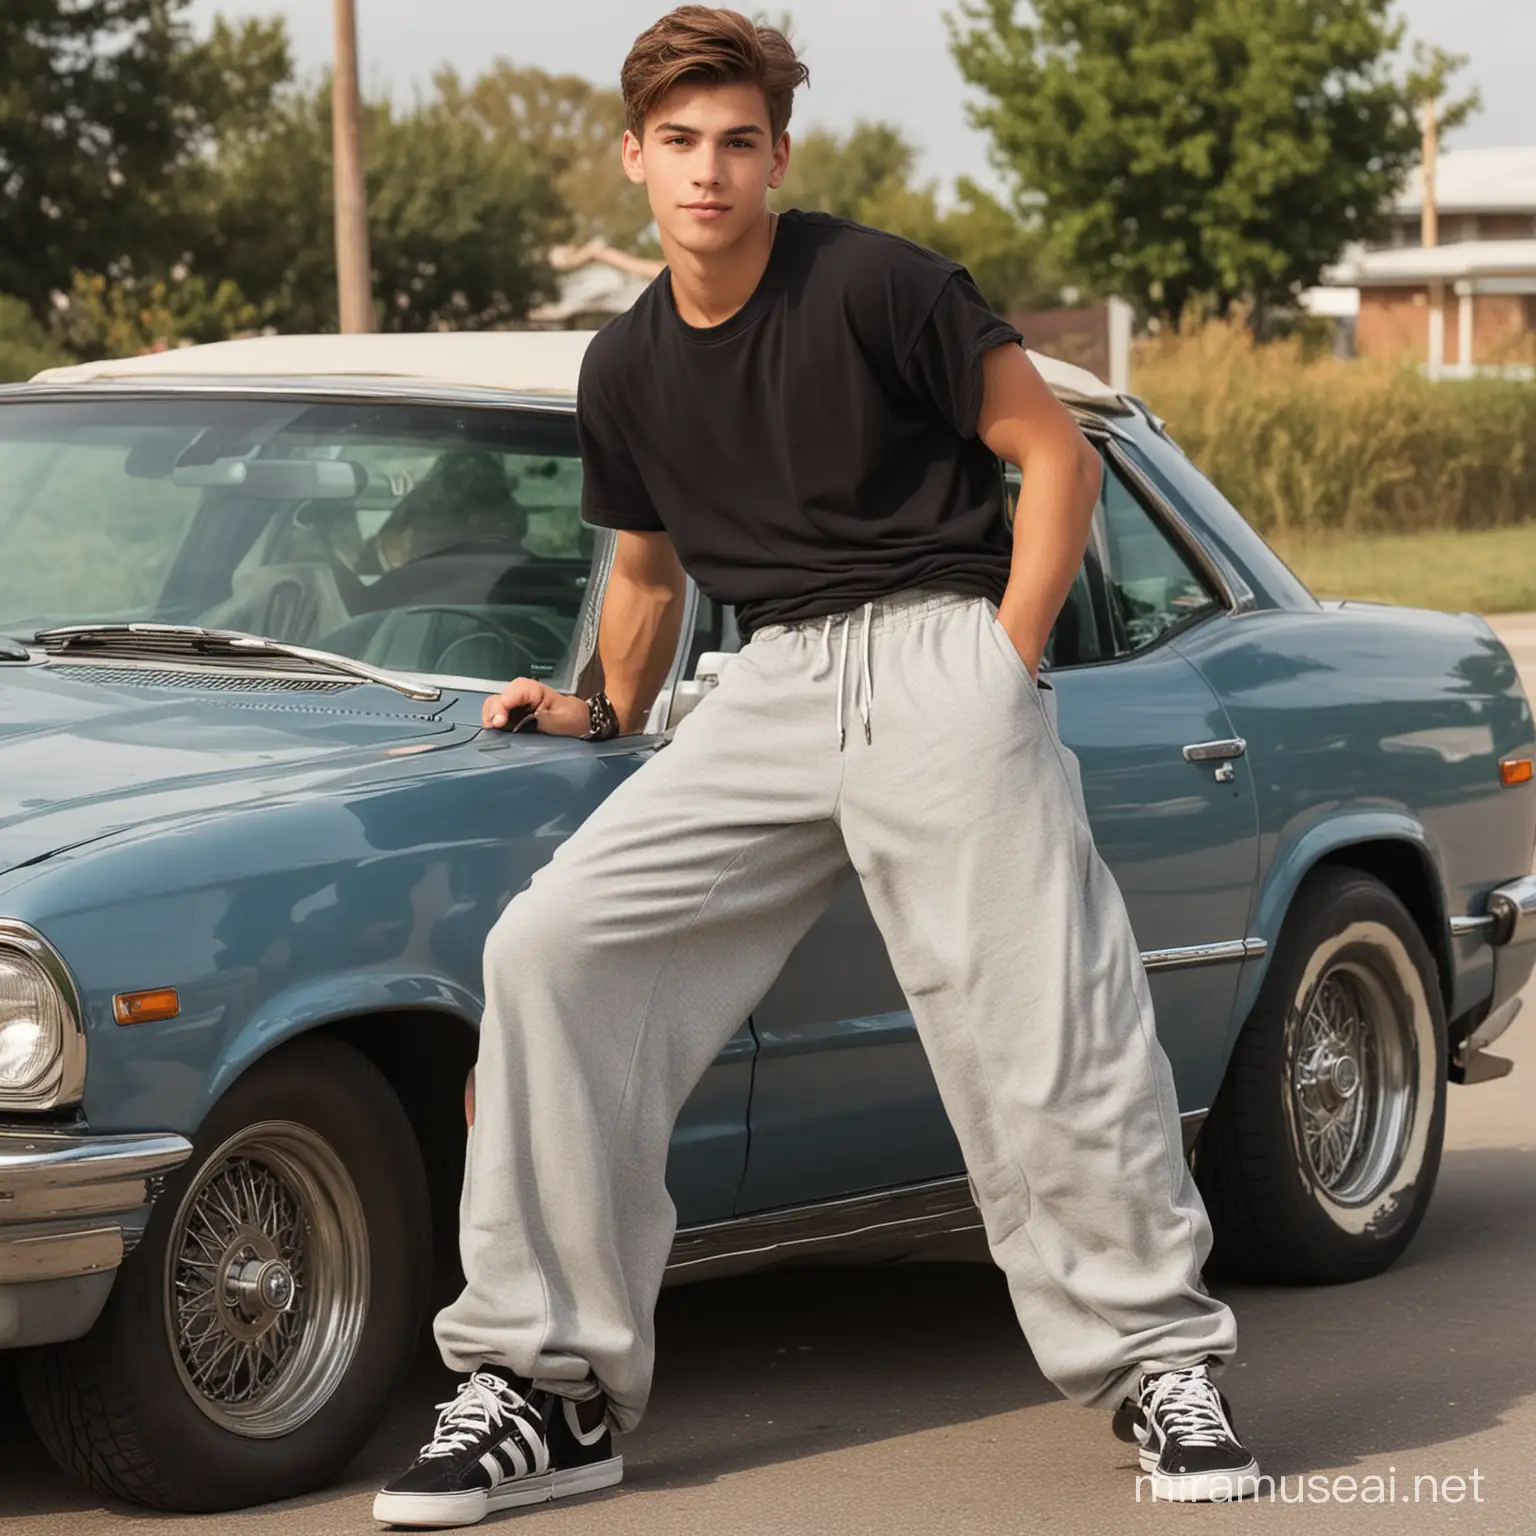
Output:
[{"xmin": 1, "ymin": 333, "xmax": 1532, "ymax": 1511}]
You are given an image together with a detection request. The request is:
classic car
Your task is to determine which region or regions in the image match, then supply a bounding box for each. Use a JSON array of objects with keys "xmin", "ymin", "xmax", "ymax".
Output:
[{"xmin": 1, "ymin": 331, "xmax": 1533, "ymax": 1512}]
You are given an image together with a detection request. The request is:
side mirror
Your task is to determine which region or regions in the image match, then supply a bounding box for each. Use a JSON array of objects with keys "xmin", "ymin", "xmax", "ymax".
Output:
[
  {"xmin": 666, "ymin": 650, "xmax": 739, "ymax": 731},
  {"xmin": 693, "ymin": 651, "xmax": 737, "ymax": 684}
]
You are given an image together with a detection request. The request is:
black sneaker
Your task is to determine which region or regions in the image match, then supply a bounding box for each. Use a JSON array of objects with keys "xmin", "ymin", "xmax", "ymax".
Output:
[
  {"xmin": 373, "ymin": 1367, "xmax": 622, "ymax": 1527},
  {"xmin": 1127, "ymin": 1363, "xmax": 1260, "ymax": 1501}
]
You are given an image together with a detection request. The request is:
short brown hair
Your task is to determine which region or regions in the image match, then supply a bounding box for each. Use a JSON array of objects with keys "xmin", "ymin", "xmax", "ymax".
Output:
[{"xmin": 621, "ymin": 6, "xmax": 809, "ymax": 143}]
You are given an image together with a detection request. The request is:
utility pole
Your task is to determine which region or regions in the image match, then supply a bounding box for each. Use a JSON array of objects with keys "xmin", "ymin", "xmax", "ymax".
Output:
[
  {"xmin": 1420, "ymin": 91, "xmax": 1439, "ymax": 250},
  {"xmin": 332, "ymin": 0, "xmax": 373, "ymax": 333},
  {"xmin": 1421, "ymin": 90, "xmax": 1442, "ymax": 377}
]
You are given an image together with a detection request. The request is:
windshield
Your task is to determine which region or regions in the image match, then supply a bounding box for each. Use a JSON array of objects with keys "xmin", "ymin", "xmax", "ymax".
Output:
[{"xmin": 0, "ymin": 395, "xmax": 596, "ymax": 688}]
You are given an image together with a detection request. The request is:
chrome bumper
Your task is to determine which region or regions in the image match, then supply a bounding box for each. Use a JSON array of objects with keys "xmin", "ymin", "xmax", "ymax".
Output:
[
  {"xmin": 1487, "ymin": 873, "xmax": 1536, "ymax": 948},
  {"xmin": 1449, "ymin": 872, "xmax": 1536, "ymax": 1085},
  {"xmin": 0, "ymin": 1127, "xmax": 192, "ymax": 1285}
]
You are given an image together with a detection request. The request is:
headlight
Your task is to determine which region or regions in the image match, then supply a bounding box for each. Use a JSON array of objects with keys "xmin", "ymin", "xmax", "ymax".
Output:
[{"xmin": 0, "ymin": 922, "xmax": 84, "ymax": 1109}]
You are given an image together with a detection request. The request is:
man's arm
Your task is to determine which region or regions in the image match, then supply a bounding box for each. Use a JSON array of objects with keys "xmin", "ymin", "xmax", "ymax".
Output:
[
  {"xmin": 483, "ymin": 529, "xmax": 687, "ymax": 735},
  {"xmin": 976, "ymin": 343, "xmax": 1103, "ymax": 681},
  {"xmin": 592, "ymin": 528, "xmax": 689, "ymax": 732}
]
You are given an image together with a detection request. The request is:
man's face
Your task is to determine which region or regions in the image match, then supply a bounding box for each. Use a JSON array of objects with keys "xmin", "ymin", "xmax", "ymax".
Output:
[{"xmin": 622, "ymin": 81, "xmax": 790, "ymax": 257}]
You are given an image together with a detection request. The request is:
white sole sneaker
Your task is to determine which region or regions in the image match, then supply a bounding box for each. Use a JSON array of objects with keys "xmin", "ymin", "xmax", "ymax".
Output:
[
  {"xmin": 372, "ymin": 1455, "xmax": 623, "ymax": 1527},
  {"xmin": 1139, "ymin": 1446, "xmax": 1261, "ymax": 1501}
]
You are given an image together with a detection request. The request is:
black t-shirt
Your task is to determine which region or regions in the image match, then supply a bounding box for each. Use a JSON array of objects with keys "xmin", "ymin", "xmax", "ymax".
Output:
[{"xmin": 576, "ymin": 209, "xmax": 1023, "ymax": 639}]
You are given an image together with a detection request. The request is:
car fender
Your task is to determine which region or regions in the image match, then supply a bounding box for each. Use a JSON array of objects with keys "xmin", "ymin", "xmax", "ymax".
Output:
[
  {"xmin": 198, "ymin": 968, "xmax": 483, "ymax": 1128},
  {"xmin": 1226, "ymin": 805, "xmax": 1451, "ymax": 1060}
]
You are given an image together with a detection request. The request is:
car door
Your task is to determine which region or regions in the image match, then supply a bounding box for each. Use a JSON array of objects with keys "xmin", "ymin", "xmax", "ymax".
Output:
[
  {"xmin": 411, "ymin": 432, "xmax": 756, "ymax": 1232},
  {"xmin": 1047, "ymin": 445, "xmax": 1262, "ymax": 1113},
  {"xmin": 732, "ymin": 440, "xmax": 1261, "ymax": 1214}
]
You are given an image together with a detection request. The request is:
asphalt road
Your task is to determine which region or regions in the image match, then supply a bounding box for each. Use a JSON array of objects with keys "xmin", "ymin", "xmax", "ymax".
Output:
[{"xmin": 4, "ymin": 621, "xmax": 1536, "ymax": 1535}]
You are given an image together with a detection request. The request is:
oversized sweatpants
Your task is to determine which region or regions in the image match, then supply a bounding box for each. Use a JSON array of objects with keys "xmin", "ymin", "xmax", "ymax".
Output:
[{"xmin": 434, "ymin": 585, "xmax": 1238, "ymax": 1433}]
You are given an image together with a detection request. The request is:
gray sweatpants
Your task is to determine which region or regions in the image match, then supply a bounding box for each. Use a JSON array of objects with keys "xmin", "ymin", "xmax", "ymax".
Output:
[{"xmin": 434, "ymin": 585, "xmax": 1237, "ymax": 1433}]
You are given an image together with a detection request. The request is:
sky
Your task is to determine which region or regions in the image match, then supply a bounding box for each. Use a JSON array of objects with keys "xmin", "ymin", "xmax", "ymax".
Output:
[{"xmin": 188, "ymin": 0, "xmax": 1536, "ymax": 195}]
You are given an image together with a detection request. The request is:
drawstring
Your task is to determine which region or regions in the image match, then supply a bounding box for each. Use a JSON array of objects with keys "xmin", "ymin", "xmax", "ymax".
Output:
[{"xmin": 814, "ymin": 601, "xmax": 874, "ymax": 750}]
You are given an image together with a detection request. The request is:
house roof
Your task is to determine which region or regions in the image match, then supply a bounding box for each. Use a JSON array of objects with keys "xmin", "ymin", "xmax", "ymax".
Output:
[
  {"xmin": 30, "ymin": 329, "xmax": 1129, "ymax": 408},
  {"xmin": 527, "ymin": 241, "xmax": 665, "ymax": 324},
  {"xmin": 1329, "ymin": 239, "xmax": 1536, "ymax": 285},
  {"xmin": 1394, "ymin": 146, "xmax": 1536, "ymax": 215}
]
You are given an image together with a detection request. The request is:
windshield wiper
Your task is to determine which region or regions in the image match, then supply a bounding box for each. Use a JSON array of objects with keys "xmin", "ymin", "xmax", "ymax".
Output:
[{"xmin": 34, "ymin": 623, "xmax": 442, "ymax": 702}]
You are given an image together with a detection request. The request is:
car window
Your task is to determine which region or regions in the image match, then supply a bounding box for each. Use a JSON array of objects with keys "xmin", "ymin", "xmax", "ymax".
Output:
[
  {"xmin": 1001, "ymin": 467, "xmax": 1112, "ymax": 668},
  {"xmin": 0, "ymin": 440, "xmax": 204, "ymax": 624},
  {"xmin": 0, "ymin": 397, "xmax": 599, "ymax": 689},
  {"xmin": 1100, "ymin": 461, "xmax": 1219, "ymax": 654}
]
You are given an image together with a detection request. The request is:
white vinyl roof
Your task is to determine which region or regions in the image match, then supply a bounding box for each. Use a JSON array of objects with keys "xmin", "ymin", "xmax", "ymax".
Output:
[
  {"xmin": 1394, "ymin": 147, "xmax": 1536, "ymax": 215},
  {"xmin": 29, "ymin": 328, "xmax": 1128, "ymax": 409}
]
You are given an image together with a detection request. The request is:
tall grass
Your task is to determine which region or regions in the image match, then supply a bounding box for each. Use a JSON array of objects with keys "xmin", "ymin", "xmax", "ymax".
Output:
[{"xmin": 1131, "ymin": 320, "xmax": 1536, "ymax": 538}]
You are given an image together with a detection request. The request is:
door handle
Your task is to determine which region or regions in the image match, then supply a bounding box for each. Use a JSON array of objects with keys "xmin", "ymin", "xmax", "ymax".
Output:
[
  {"xmin": 1183, "ymin": 738, "xmax": 1245, "ymax": 784},
  {"xmin": 1182, "ymin": 738, "xmax": 1247, "ymax": 763}
]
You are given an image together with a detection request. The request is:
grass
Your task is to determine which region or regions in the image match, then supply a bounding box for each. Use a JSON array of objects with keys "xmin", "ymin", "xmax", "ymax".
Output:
[
  {"xmin": 1271, "ymin": 524, "xmax": 1536, "ymax": 615},
  {"xmin": 1132, "ymin": 319, "xmax": 1536, "ymax": 540}
]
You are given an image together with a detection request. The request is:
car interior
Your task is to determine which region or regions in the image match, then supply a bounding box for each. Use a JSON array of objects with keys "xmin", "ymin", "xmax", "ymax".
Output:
[{"xmin": 2, "ymin": 403, "xmax": 595, "ymax": 686}]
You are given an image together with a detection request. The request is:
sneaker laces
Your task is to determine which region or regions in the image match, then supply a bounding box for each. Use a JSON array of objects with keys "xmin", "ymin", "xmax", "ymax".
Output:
[
  {"xmin": 1143, "ymin": 1367, "xmax": 1232, "ymax": 1448},
  {"xmin": 420, "ymin": 1370, "xmax": 529, "ymax": 1459}
]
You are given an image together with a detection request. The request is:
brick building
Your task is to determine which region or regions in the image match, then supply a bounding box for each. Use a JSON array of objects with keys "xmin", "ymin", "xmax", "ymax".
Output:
[{"xmin": 1319, "ymin": 147, "xmax": 1536, "ymax": 375}]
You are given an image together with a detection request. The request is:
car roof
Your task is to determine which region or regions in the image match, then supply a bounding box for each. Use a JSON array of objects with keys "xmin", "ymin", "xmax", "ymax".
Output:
[{"xmin": 28, "ymin": 330, "xmax": 1129, "ymax": 411}]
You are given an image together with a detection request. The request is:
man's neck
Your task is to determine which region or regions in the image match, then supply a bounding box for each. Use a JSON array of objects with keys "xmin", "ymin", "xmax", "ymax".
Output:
[{"xmin": 663, "ymin": 209, "xmax": 778, "ymax": 329}]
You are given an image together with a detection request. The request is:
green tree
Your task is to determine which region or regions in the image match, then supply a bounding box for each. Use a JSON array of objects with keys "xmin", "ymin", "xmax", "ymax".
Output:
[
  {"xmin": 434, "ymin": 64, "xmax": 654, "ymax": 252},
  {"xmin": 0, "ymin": 295, "xmax": 68, "ymax": 382},
  {"xmin": 862, "ymin": 177, "xmax": 1066, "ymax": 313},
  {"xmin": 192, "ymin": 81, "xmax": 565, "ymax": 333},
  {"xmin": 0, "ymin": 2, "xmax": 290, "ymax": 318},
  {"xmin": 775, "ymin": 122, "xmax": 1064, "ymax": 312},
  {"xmin": 950, "ymin": 0, "xmax": 1426, "ymax": 325},
  {"xmin": 49, "ymin": 265, "xmax": 257, "ymax": 359},
  {"xmin": 775, "ymin": 121, "xmax": 916, "ymax": 218}
]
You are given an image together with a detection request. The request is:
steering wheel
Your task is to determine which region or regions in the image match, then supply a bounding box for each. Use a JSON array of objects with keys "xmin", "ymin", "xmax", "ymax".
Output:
[{"xmin": 357, "ymin": 605, "xmax": 553, "ymax": 681}]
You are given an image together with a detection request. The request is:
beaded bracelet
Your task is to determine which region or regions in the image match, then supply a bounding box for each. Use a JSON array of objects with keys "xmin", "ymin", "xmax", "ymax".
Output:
[{"xmin": 580, "ymin": 690, "xmax": 620, "ymax": 742}]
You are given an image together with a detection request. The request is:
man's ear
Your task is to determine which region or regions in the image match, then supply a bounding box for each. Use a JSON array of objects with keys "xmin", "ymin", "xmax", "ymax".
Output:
[
  {"xmin": 768, "ymin": 130, "xmax": 791, "ymax": 191},
  {"xmin": 621, "ymin": 127, "xmax": 646, "ymax": 186}
]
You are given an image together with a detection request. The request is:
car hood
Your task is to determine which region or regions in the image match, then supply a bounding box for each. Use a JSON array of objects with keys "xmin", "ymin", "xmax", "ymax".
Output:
[{"xmin": 0, "ymin": 662, "xmax": 473, "ymax": 876}]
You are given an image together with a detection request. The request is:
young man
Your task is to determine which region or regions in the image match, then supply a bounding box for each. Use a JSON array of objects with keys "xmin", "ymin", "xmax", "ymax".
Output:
[{"xmin": 375, "ymin": 7, "xmax": 1259, "ymax": 1525}]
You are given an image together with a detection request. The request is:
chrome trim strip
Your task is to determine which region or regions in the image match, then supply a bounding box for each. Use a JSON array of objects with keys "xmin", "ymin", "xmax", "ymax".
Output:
[
  {"xmin": 3, "ymin": 379, "xmax": 1139, "ymax": 423},
  {"xmin": 665, "ymin": 1117, "xmax": 1211, "ymax": 1285},
  {"xmin": 1141, "ymin": 938, "xmax": 1267, "ymax": 972},
  {"xmin": 1181, "ymin": 1109, "xmax": 1208, "ymax": 1156},
  {"xmin": 664, "ymin": 1176, "xmax": 982, "ymax": 1284},
  {"xmin": 1104, "ymin": 441, "xmax": 1258, "ymax": 614},
  {"xmin": 0, "ymin": 378, "xmax": 583, "ymax": 414},
  {"xmin": 0, "ymin": 920, "xmax": 87, "ymax": 1111},
  {"xmin": 1450, "ymin": 914, "xmax": 1496, "ymax": 936}
]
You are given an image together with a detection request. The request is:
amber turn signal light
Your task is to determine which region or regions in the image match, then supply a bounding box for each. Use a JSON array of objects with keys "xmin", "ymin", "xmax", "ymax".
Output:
[
  {"xmin": 113, "ymin": 987, "xmax": 181, "ymax": 1026},
  {"xmin": 1500, "ymin": 758, "xmax": 1533, "ymax": 787}
]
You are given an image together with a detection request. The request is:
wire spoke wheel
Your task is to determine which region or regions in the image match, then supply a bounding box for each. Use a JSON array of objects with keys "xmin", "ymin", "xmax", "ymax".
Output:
[
  {"xmin": 163, "ymin": 1120, "xmax": 370, "ymax": 1439},
  {"xmin": 1287, "ymin": 956, "xmax": 1415, "ymax": 1206}
]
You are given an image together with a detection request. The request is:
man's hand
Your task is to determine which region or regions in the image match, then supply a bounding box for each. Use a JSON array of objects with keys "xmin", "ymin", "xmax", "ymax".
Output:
[
  {"xmin": 978, "ymin": 343, "xmax": 1103, "ymax": 674},
  {"xmin": 995, "ymin": 624, "xmax": 1041, "ymax": 685},
  {"xmin": 482, "ymin": 677, "xmax": 591, "ymax": 735}
]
